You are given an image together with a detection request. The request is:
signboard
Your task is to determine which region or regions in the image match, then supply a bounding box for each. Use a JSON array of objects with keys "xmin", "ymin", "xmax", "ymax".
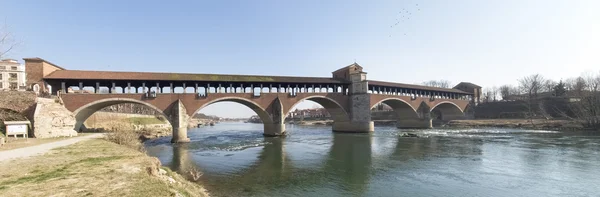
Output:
[{"xmin": 6, "ymin": 124, "xmax": 28, "ymax": 135}]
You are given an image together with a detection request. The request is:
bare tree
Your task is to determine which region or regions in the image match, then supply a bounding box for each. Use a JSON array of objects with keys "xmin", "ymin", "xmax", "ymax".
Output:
[
  {"xmin": 543, "ymin": 79, "xmax": 557, "ymax": 93},
  {"xmin": 518, "ymin": 74, "xmax": 546, "ymax": 122},
  {"xmin": 0, "ymin": 21, "xmax": 18, "ymax": 59},
  {"xmin": 482, "ymin": 88, "xmax": 494, "ymax": 103},
  {"xmin": 499, "ymin": 85, "xmax": 514, "ymax": 100},
  {"xmin": 570, "ymin": 71, "xmax": 600, "ymax": 129},
  {"xmin": 566, "ymin": 77, "xmax": 587, "ymax": 95},
  {"xmin": 519, "ymin": 74, "xmax": 545, "ymax": 99},
  {"xmin": 422, "ymin": 80, "xmax": 452, "ymax": 88},
  {"xmin": 491, "ymin": 86, "xmax": 499, "ymax": 101}
]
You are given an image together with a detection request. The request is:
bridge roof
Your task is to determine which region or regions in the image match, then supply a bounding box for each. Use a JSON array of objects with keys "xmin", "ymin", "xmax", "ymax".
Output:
[
  {"xmin": 368, "ymin": 80, "xmax": 471, "ymax": 94},
  {"xmin": 43, "ymin": 70, "xmax": 344, "ymax": 84}
]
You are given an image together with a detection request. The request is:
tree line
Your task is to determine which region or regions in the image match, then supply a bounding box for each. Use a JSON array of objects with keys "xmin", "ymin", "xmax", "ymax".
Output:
[{"xmin": 483, "ymin": 71, "xmax": 600, "ymax": 130}]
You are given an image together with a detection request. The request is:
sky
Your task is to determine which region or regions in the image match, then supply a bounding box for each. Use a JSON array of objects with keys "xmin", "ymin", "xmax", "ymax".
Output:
[{"xmin": 2, "ymin": 0, "xmax": 599, "ymax": 118}]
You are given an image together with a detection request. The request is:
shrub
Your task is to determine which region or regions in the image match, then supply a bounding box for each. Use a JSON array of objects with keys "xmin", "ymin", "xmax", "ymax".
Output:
[{"xmin": 104, "ymin": 129, "xmax": 143, "ymax": 151}]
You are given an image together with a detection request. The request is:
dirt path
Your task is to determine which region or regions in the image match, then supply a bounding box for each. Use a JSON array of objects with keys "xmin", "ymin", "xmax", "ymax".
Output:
[{"xmin": 0, "ymin": 133, "xmax": 103, "ymax": 162}]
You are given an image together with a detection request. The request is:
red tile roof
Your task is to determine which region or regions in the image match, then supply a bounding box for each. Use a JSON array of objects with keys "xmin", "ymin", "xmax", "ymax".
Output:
[{"xmin": 43, "ymin": 70, "xmax": 344, "ymax": 84}]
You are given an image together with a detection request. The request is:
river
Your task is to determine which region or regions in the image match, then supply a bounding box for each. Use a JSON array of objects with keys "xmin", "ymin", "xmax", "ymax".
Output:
[{"xmin": 144, "ymin": 122, "xmax": 600, "ymax": 197}]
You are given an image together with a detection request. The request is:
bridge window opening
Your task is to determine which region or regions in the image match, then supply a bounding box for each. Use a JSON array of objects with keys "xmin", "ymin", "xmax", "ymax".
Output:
[
  {"xmin": 115, "ymin": 87, "xmax": 124, "ymax": 94},
  {"xmin": 82, "ymin": 86, "xmax": 94, "ymax": 94},
  {"xmin": 253, "ymin": 88, "xmax": 261, "ymax": 97},
  {"xmin": 98, "ymin": 87, "xmax": 110, "ymax": 94},
  {"xmin": 67, "ymin": 86, "xmax": 79, "ymax": 93},
  {"xmin": 149, "ymin": 87, "xmax": 160, "ymax": 94},
  {"xmin": 173, "ymin": 87, "xmax": 184, "ymax": 93},
  {"xmin": 81, "ymin": 103, "xmax": 171, "ymax": 134},
  {"xmin": 184, "ymin": 87, "xmax": 194, "ymax": 93},
  {"xmin": 197, "ymin": 87, "xmax": 206, "ymax": 96},
  {"xmin": 137, "ymin": 87, "xmax": 146, "ymax": 94}
]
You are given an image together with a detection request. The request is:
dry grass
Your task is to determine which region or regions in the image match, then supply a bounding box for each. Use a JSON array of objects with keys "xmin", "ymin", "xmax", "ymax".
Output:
[
  {"xmin": 0, "ymin": 139, "xmax": 208, "ymax": 197},
  {"xmin": 0, "ymin": 91, "xmax": 36, "ymax": 113},
  {"xmin": 104, "ymin": 129, "xmax": 144, "ymax": 151}
]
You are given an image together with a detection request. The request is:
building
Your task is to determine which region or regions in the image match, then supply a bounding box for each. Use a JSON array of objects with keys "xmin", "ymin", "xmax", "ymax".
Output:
[
  {"xmin": 288, "ymin": 108, "xmax": 330, "ymax": 119},
  {"xmin": 453, "ymin": 82, "xmax": 482, "ymax": 105},
  {"xmin": 0, "ymin": 59, "xmax": 27, "ymax": 91}
]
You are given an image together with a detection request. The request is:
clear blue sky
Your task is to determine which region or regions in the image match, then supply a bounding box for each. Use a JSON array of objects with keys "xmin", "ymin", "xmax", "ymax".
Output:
[{"xmin": 2, "ymin": 0, "xmax": 599, "ymax": 118}]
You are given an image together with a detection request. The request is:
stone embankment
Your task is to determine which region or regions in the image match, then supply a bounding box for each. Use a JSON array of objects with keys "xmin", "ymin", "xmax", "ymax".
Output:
[{"xmin": 33, "ymin": 98, "xmax": 78, "ymax": 138}]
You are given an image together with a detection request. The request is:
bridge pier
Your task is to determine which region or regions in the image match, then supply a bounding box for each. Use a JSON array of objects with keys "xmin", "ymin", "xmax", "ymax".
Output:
[
  {"xmin": 332, "ymin": 121, "xmax": 374, "ymax": 133},
  {"xmin": 170, "ymin": 100, "xmax": 191, "ymax": 143},
  {"xmin": 338, "ymin": 69, "xmax": 374, "ymax": 133},
  {"xmin": 263, "ymin": 123, "xmax": 286, "ymax": 137},
  {"xmin": 264, "ymin": 97, "xmax": 286, "ymax": 137},
  {"xmin": 397, "ymin": 104, "xmax": 433, "ymax": 129}
]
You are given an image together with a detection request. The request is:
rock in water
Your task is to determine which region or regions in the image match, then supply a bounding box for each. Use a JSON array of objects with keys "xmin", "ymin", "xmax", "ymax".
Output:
[{"xmin": 400, "ymin": 132, "xmax": 419, "ymax": 138}]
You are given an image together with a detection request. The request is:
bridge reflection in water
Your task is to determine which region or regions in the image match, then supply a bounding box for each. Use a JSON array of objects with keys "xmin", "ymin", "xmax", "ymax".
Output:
[{"xmin": 157, "ymin": 130, "xmax": 378, "ymax": 196}]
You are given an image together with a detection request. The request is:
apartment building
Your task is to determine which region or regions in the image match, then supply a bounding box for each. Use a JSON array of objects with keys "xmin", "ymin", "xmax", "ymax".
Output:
[{"xmin": 0, "ymin": 59, "xmax": 27, "ymax": 91}]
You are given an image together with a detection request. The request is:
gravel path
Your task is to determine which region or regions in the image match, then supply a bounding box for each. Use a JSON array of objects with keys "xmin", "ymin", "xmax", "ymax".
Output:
[{"xmin": 0, "ymin": 133, "xmax": 104, "ymax": 162}]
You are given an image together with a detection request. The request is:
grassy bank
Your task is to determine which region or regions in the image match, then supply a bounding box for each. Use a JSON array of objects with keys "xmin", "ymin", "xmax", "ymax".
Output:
[{"xmin": 0, "ymin": 139, "xmax": 208, "ymax": 197}]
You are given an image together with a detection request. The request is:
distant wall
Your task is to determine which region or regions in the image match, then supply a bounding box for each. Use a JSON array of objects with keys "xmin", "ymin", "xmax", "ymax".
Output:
[{"xmin": 474, "ymin": 98, "xmax": 574, "ymax": 119}]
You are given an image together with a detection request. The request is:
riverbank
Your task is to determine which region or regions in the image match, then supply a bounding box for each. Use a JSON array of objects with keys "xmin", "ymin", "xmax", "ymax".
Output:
[
  {"xmin": 0, "ymin": 138, "xmax": 209, "ymax": 197},
  {"xmin": 285, "ymin": 118, "xmax": 587, "ymax": 131},
  {"xmin": 446, "ymin": 119, "xmax": 585, "ymax": 131}
]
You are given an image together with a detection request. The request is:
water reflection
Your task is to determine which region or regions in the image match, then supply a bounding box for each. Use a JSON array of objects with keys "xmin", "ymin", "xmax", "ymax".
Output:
[
  {"xmin": 323, "ymin": 133, "xmax": 372, "ymax": 196},
  {"xmin": 146, "ymin": 124, "xmax": 600, "ymax": 197}
]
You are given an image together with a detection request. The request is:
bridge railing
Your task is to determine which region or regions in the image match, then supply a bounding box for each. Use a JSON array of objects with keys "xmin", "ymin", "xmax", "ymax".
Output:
[{"xmin": 59, "ymin": 81, "xmax": 350, "ymax": 97}]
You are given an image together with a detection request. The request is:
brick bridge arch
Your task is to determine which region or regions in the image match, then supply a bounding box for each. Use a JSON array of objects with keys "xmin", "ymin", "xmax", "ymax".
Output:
[
  {"xmin": 285, "ymin": 95, "xmax": 350, "ymax": 122},
  {"xmin": 192, "ymin": 96, "xmax": 275, "ymax": 124},
  {"xmin": 72, "ymin": 98, "xmax": 173, "ymax": 132},
  {"xmin": 60, "ymin": 93, "xmax": 352, "ymax": 140},
  {"xmin": 369, "ymin": 95, "xmax": 470, "ymax": 128},
  {"xmin": 370, "ymin": 97, "xmax": 420, "ymax": 120},
  {"xmin": 430, "ymin": 101, "xmax": 466, "ymax": 121}
]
